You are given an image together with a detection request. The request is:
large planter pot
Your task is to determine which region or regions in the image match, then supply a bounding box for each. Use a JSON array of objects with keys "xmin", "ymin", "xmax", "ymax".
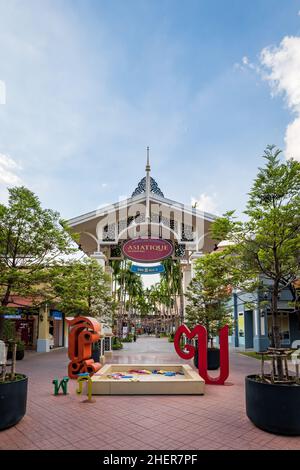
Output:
[
  {"xmin": 193, "ymin": 347, "xmax": 220, "ymax": 370},
  {"xmin": 245, "ymin": 375, "xmax": 300, "ymax": 436},
  {"xmin": 0, "ymin": 374, "xmax": 28, "ymax": 431}
]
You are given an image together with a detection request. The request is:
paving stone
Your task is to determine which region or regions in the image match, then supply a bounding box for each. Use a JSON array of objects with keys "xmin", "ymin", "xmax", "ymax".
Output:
[{"xmin": 0, "ymin": 336, "xmax": 299, "ymax": 450}]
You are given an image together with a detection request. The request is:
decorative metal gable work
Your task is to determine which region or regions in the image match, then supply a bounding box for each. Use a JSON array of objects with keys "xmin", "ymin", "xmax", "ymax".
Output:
[
  {"xmin": 102, "ymin": 214, "xmax": 194, "ymax": 243},
  {"xmin": 131, "ymin": 176, "xmax": 164, "ymax": 198},
  {"xmin": 67, "ymin": 149, "xmax": 217, "ymax": 258}
]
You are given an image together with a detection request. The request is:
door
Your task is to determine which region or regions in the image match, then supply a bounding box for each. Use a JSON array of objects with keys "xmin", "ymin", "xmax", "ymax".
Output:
[
  {"xmin": 15, "ymin": 319, "xmax": 34, "ymax": 348},
  {"xmin": 53, "ymin": 319, "xmax": 64, "ymax": 347},
  {"xmin": 244, "ymin": 310, "xmax": 254, "ymax": 349}
]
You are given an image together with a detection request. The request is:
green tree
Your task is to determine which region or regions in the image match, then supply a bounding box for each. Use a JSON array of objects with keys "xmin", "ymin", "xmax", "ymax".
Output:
[
  {"xmin": 124, "ymin": 266, "xmax": 143, "ymax": 333},
  {"xmin": 161, "ymin": 258, "xmax": 183, "ymax": 327},
  {"xmin": 114, "ymin": 260, "xmax": 143, "ymax": 334},
  {"xmin": 110, "ymin": 260, "xmax": 122, "ymax": 301},
  {"xmin": 185, "ymin": 252, "xmax": 233, "ymax": 346},
  {"xmin": 212, "ymin": 146, "xmax": 300, "ymax": 378},
  {"xmin": 51, "ymin": 258, "xmax": 116, "ymax": 327},
  {"xmin": 0, "ymin": 186, "xmax": 76, "ymax": 339}
]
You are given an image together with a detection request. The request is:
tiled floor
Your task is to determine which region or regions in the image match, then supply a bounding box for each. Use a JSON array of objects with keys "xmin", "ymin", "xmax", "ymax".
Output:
[{"xmin": 1, "ymin": 336, "xmax": 300, "ymax": 450}]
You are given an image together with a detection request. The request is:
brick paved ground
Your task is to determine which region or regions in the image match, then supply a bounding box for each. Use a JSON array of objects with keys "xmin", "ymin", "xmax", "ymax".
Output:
[{"xmin": 1, "ymin": 336, "xmax": 300, "ymax": 450}]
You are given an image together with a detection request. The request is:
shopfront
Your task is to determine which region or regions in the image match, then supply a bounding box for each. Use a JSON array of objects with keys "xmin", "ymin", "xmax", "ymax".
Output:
[
  {"xmin": 49, "ymin": 310, "xmax": 65, "ymax": 349},
  {"xmin": 4, "ymin": 304, "xmax": 39, "ymax": 350}
]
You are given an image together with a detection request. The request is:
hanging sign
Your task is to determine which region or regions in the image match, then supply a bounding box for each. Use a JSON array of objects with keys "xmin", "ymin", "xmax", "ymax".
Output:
[
  {"xmin": 4, "ymin": 315, "xmax": 22, "ymax": 319},
  {"xmin": 130, "ymin": 264, "xmax": 165, "ymax": 274},
  {"xmin": 123, "ymin": 238, "xmax": 173, "ymax": 263},
  {"xmin": 50, "ymin": 310, "xmax": 63, "ymax": 320}
]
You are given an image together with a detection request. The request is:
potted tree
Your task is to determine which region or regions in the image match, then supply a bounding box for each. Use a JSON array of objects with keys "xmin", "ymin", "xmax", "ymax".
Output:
[
  {"xmin": 185, "ymin": 251, "xmax": 233, "ymax": 370},
  {"xmin": 213, "ymin": 146, "xmax": 300, "ymax": 435},
  {"xmin": 0, "ymin": 340, "xmax": 28, "ymax": 430}
]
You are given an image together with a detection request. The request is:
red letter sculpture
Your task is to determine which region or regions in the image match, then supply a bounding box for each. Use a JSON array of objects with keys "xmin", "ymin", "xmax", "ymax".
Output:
[
  {"xmin": 67, "ymin": 316, "xmax": 102, "ymax": 379},
  {"xmin": 174, "ymin": 324, "xmax": 229, "ymax": 385}
]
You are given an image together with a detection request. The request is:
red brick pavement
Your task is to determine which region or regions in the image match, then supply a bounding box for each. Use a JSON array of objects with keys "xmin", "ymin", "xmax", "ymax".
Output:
[{"xmin": 1, "ymin": 337, "xmax": 300, "ymax": 450}]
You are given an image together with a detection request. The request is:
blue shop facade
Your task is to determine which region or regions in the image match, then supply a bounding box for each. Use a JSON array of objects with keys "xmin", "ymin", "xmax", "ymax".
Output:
[{"xmin": 229, "ymin": 277, "xmax": 300, "ymax": 352}]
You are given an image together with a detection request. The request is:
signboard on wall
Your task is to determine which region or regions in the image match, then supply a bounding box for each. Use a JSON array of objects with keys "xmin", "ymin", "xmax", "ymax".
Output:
[
  {"xmin": 122, "ymin": 238, "xmax": 173, "ymax": 263},
  {"xmin": 130, "ymin": 264, "xmax": 165, "ymax": 274}
]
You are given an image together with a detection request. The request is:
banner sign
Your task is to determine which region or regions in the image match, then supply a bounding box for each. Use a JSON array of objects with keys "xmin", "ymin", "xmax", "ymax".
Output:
[
  {"xmin": 130, "ymin": 264, "xmax": 165, "ymax": 274},
  {"xmin": 123, "ymin": 238, "xmax": 173, "ymax": 263}
]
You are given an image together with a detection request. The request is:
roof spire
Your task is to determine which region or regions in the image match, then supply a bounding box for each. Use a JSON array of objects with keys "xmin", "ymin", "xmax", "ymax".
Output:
[
  {"xmin": 146, "ymin": 146, "xmax": 150, "ymax": 172},
  {"xmin": 131, "ymin": 148, "xmax": 164, "ymax": 198},
  {"xmin": 145, "ymin": 146, "xmax": 151, "ymax": 223}
]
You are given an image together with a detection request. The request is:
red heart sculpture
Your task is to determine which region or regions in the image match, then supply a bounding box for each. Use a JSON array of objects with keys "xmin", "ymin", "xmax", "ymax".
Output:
[{"xmin": 174, "ymin": 324, "xmax": 229, "ymax": 385}]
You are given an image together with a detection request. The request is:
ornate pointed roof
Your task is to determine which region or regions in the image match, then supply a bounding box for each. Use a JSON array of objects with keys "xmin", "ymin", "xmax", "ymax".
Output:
[{"xmin": 131, "ymin": 176, "xmax": 164, "ymax": 198}]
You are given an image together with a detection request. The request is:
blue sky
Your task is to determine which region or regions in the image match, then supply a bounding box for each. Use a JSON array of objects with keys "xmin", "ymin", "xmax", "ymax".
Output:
[{"xmin": 0, "ymin": 0, "xmax": 300, "ymax": 219}]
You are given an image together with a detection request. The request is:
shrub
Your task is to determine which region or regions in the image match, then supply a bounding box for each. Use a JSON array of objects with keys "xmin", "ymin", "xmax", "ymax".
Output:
[
  {"xmin": 121, "ymin": 334, "xmax": 133, "ymax": 343},
  {"xmin": 168, "ymin": 333, "xmax": 175, "ymax": 343},
  {"xmin": 112, "ymin": 336, "xmax": 123, "ymax": 350}
]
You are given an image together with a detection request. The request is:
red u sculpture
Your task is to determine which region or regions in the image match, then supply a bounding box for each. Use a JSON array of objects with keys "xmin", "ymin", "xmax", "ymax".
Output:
[
  {"xmin": 67, "ymin": 316, "xmax": 102, "ymax": 379},
  {"xmin": 174, "ymin": 325, "xmax": 229, "ymax": 385}
]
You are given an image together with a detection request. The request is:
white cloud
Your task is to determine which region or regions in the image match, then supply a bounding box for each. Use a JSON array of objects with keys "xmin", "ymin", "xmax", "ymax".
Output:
[
  {"xmin": 191, "ymin": 193, "xmax": 218, "ymax": 214},
  {"xmin": 285, "ymin": 117, "xmax": 300, "ymax": 160},
  {"xmin": 234, "ymin": 55, "xmax": 260, "ymax": 73},
  {"xmin": 0, "ymin": 153, "xmax": 22, "ymax": 186},
  {"xmin": 260, "ymin": 36, "xmax": 300, "ymax": 161}
]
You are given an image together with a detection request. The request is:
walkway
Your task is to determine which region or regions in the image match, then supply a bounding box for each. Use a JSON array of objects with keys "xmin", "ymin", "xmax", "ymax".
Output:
[{"xmin": 1, "ymin": 336, "xmax": 300, "ymax": 450}]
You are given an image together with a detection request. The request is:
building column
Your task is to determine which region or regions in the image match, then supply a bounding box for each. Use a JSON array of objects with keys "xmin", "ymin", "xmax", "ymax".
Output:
[
  {"xmin": 90, "ymin": 251, "xmax": 107, "ymax": 269},
  {"xmin": 64, "ymin": 319, "xmax": 69, "ymax": 348},
  {"xmin": 105, "ymin": 335, "xmax": 113, "ymax": 356},
  {"xmin": 37, "ymin": 305, "xmax": 50, "ymax": 353},
  {"xmin": 105, "ymin": 265, "xmax": 113, "ymax": 294},
  {"xmin": 253, "ymin": 308, "xmax": 269, "ymax": 352},
  {"xmin": 190, "ymin": 251, "xmax": 204, "ymax": 279},
  {"xmin": 99, "ymin": 337, "xmax": 106, "ymax": 365},
  {"xmin": 182, "ymin": 263, "xmax": 191, "ymax": 294}
]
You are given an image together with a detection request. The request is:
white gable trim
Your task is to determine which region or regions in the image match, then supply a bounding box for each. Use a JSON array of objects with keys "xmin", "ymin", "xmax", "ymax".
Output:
[{"xmin": 67, "ymin": 193, "xmax": 216, "ymax": 227}]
